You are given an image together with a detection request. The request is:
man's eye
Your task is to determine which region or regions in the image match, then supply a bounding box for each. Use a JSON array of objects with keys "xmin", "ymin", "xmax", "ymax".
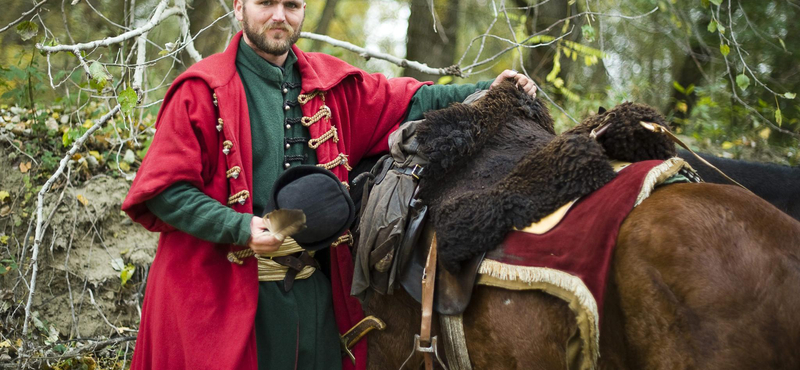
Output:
[{"xmin": 285, "ymin": 2, "xmax": 299, "ymax": 8}]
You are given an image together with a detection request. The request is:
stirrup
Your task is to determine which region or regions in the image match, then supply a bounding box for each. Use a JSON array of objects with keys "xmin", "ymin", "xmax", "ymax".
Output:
[{"xmin": 399, "ymin": 334, "xmax": 448, "ymax": 370}]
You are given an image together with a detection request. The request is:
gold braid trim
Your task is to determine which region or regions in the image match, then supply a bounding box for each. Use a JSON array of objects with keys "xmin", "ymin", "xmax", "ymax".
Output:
[
  {"xmin": 308, "ymin": 126, "xmax": 339, "ymax": 149},
  {"xmin": 341, "ymin": 181, "xmax": 350, "ymax": 191},
  {"xmin": 226, "ymin": 166, "xmax": 241, "ymax": 179},
  {"xmin": 298, "ymin": 90, "xmax": 325, "ymax": 105},
  {"xmin": 257, "ymin": 237, "xmax": 316, "ymax": 281},
  {"xmin": 317, "ymin": 153, "xmax": 352, "ymax": 171},
  {"xmin": 301, "ymin": 105, "xmax": 331, "ymax": 127},
  {"xmin": 331, "ymin": 231, "xmax": 354, "ymax": 247},
  {"xmin": 227, "ymin": 190, "xmax": 249, "ymax": 205}
]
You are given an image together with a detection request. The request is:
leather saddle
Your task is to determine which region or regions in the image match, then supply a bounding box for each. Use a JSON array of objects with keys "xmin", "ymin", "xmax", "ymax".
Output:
[{"xmin": 398, "ymin": 220, "xmax": 485, "ymax": 315}]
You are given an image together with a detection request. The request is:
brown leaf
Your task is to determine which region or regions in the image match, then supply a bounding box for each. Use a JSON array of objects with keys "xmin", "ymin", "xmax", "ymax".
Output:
[
  {"xmin": 264, "ymin": 209, "xmax": 306, "ymax": 240},
  {"xmin": 18, "ymin": 162, "xmax": 31, "ymax": 173}
]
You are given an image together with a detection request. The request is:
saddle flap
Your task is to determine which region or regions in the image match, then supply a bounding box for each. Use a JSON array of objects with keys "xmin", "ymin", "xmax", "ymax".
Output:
[{"xmin": 399, "ymin": 224, "xmax": 485, "ymax": 315}]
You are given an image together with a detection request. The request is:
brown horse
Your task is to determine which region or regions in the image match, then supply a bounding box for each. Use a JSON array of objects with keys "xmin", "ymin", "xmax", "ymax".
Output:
[{"xmin": 358, "ymin": 83, "xmax": 800, "ymax": 369}]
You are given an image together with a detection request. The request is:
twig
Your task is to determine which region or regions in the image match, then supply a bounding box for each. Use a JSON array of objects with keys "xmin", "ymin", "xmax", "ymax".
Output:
[
  {"xmin": 300, "ymin": 32, "xmax": 463, "ymax": 77},
  {"xmin": 0, "ymin": 0, "xmax": 49, "ymax": 34},
  {"xmin": 174, "ymin": 0, "xmax": 203, "ymax": 63},
  {"xmin": 2, "ymin": 135, "xmax": 39, "ymax": 165},
  {"xmin": 21, "ymin": 105, "xmax": 121, "ymax": 343},
  {"xmin": 217, "ymin": 2, "xmax": 240, "ymax": 32},
  {"xmin": 88, "ymin": 289, "xmax": 125, "ymax": 335}
]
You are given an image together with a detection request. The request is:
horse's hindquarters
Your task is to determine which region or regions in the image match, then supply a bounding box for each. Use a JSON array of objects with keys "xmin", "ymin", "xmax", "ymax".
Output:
[{"xmin": 609, "ymin": 183, "xmax": 800, "ymax": 369}]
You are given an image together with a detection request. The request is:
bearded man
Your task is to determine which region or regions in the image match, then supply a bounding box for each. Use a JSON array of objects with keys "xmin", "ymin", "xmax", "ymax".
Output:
[{"xmin": 122, "ymin": 0, "xmax": 537, "ymax": 369}]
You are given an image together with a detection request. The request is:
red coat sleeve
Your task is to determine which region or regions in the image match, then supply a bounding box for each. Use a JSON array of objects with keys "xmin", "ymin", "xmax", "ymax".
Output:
[
  {"xmin": 122, "ymin": 79, "xmax": 220, "ymax": 232},
  {"xmin": 337, "ymin": 73, "xmax": 430, "ymax": 165}
]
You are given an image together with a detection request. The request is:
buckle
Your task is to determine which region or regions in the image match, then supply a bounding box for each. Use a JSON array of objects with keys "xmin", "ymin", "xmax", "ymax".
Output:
[{"xmin": 410, "ymin": 164, "xmax": 424, "ymax": 180}]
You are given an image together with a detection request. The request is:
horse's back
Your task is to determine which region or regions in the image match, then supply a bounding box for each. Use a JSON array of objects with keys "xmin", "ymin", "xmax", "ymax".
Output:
[{"xmin": 609, "ymin": 183, "xmax": 800, "ymax": 369}]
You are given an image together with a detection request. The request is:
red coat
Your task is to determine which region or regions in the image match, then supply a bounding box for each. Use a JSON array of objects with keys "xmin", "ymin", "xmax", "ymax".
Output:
[{"xmin": 122, "ymin": 32, "xmax": 428, "ymax": 370}]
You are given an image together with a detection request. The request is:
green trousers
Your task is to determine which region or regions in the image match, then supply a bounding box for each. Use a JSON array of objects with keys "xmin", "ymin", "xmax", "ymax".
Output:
[{"xmin": 255, "ymin": 271, "xmax": 343, "ymax": 370}]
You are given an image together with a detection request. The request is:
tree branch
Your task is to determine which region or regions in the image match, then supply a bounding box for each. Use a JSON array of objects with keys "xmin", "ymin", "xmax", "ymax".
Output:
[
  {"xmin": 36, "ymin": 3, "xmax": 180, "ymax": 53},
  {"xmin": 299, "ymin": 32, "xmax": 463, "ymax": 77},
  {"xmin": 0, "ymin": 0, "xmax": 49, "ymax": 34}
]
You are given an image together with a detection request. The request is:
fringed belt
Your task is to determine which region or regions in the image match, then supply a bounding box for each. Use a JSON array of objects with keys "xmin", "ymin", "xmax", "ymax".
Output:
[{"xmin": 257, "ymin": 237, "xmax": 319, "ymax": 291}]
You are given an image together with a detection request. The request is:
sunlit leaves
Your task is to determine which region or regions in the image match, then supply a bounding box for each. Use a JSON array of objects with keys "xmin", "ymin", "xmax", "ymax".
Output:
[
  {"xmin": 784, "ymin": 92, "xmax": 796, "ymax": 99},
  {"xmin": 775, "ymin": 109, "xmax": 782, "ymax": 126},
  {"xmin": 707, "ymin": 20, "xmax": 717, "ymax": 33},
  {"xmin": 16, "ymin": 21, "xmax": 38, "ymax": 41},
  {"xmin": 720, "ymin": 44, "xmax": 730, "ymax": 56},
  {"xmin": 120, "ymin": 263, "xmax": 135, "ymax": 286},
  {"xmin": 709, "ymin": 0, "xmax": 723, "ymax": 6},
  {"xmin": 736, "ymin": 74, "xmax": 750, "ymax": 91},
  {"xmin": 581, "ymin": 24, "xmax": 596, "ymax": 42},
  {"xmin": 118, "ymin": 88, "xmax": 138, "ymax": 115},
  {"xmin": 436, "ymin": 75, "xmax": 453, "ymax": 85}
]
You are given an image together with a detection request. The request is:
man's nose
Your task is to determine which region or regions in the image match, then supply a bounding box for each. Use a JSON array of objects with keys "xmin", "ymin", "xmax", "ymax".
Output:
[{"xmin": 271, "ymin": 5, "xmax": 286, "ymax": 22}]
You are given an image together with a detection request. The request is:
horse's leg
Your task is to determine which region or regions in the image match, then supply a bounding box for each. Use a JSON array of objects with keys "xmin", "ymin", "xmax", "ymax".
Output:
[
  {"xmin": 610, "ymin": 183, "xmax": 800, "ymax": 369},
  {"xmin": 463, "ymin": 286, "xmax": 575, "ymax": 369}
]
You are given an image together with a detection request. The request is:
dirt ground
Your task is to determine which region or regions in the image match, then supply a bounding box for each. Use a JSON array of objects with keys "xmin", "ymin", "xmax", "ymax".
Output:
[{"xmin": 1, "ymin": 150, "xmax": 157, "ymax": 368}]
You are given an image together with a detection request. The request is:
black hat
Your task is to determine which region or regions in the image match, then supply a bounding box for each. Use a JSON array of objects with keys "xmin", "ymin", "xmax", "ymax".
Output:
[{"xmin": 267, "ymin": 165, "xmax": 355, "ymax": 251}]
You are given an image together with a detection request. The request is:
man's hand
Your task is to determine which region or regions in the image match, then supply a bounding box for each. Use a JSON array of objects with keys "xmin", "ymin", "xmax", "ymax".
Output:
[
  {"xmin": 490, "ymin": 70, "xmax": 537, "ymax": 99},
  {"xmin": 248, "ymin": 216, "xmax": 282, "ymax": 254}
]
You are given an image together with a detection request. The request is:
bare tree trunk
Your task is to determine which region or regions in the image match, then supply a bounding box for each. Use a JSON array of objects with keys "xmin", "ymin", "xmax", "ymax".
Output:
[
  {"xmin": 311, "ymin": 0, "xmax": 341, "ymax": 50},
  {"xmin": 404, "ymin": 0, "xmax": 460, "ymax": 82}
]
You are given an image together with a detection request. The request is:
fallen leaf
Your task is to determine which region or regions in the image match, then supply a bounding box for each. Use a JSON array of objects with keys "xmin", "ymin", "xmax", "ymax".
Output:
[
  {"xmin": 76, "ymin": 194, "xmax": 89, "ymax": 206},
  {"xmin": 18, "ymin": 162, "xmax": 31, "ymax": 173},
  {"xmin": 0, "ymin": 191, "xmax": 9, "ymax": 202},
  {"xmin": 0, "ymin": 339, "xmax": 10, "ymax": 348}
]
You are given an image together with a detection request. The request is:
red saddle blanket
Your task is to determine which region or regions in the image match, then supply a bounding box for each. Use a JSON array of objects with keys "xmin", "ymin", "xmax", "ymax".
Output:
[{"xmin": 484, "ymin": 159, "xmax": 676, "ymax": 320}]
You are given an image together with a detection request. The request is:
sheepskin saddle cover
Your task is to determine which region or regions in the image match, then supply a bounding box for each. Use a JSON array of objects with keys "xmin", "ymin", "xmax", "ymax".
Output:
[{"xmin": 416, "ymin": 81, "xmax": 676, "ymax": 272}]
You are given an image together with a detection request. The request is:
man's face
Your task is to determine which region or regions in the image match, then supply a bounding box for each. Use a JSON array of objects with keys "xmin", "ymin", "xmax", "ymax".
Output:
[{"xmin": 235, "ymin": 0, "xmax": 305, "ymax": 56}]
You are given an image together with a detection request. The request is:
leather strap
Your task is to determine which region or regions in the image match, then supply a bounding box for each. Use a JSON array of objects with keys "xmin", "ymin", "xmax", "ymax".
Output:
[
  {"xmin": 420, "ymin": 235, "xmax": 438, "ymax": 370},
  {"xmin": 272, "ymin": 251, "xmax": 320, "ymax": 291},
  {"xmin": 638, "ymin": 121, "xmax": 755, "ymax": 195}
]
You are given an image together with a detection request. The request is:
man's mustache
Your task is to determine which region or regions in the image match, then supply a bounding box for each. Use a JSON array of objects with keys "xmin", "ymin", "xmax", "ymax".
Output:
[{"xmin": 261, "ymin": 23, "xmax": 294, "ymax": 33}]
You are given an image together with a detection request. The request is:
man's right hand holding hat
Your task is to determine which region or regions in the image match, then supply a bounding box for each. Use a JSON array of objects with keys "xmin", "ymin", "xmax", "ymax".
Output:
[{"xmin": 248, "ymin": 216, "xmax": 282, "ymax": 254}]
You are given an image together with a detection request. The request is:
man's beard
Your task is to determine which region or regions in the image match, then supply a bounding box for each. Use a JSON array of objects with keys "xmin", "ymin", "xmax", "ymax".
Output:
[{"xmin": 242, "ymin": 12, "xmax": 303, "ymax": 56}]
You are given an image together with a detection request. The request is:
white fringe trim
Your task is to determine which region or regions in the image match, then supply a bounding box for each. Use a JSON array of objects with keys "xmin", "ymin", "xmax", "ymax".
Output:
[
  {"xmin": 634, "ymin": 157, "xmax": 687, "ymax": 207},
  {"xmin": 478, "ymin": 259, "xmax": 599, "ymax": 368}
]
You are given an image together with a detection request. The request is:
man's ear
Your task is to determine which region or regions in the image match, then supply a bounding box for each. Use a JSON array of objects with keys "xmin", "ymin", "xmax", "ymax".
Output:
[{"xmin": 233, "ymin": 0, "xmax": 244, "ymax": 21}]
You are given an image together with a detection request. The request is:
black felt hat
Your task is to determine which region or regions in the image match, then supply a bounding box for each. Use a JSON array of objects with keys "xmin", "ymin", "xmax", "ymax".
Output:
[{"xmin": 266, "ymin": 165, "xmax": 355, "ymax": 251}]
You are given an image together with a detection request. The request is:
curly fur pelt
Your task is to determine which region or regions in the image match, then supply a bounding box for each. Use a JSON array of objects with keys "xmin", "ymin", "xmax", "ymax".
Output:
[
  {"xmin": 567, "ymin": 102, "xmax": 677, "ymax": 162},
  {"xmin": 416, "ymin": 81, "xmax": 677, "ymax": 272},
  {"xmin": 433, "ymin": 134, "xmax": 615, "ymax": 271}
]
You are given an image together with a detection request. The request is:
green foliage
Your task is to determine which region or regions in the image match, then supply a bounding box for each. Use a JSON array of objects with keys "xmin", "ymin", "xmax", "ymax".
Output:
[
  {"xmin": 117, "ymin": 88, "xmax": 138, "ymax": 115},
  {"xmin": 736, "ymin": 74, "xmax": 750, "ymax": 91},
  {"xmin": 88, "ymin": 62, "xmax": 112, "ymax": 93},
  {"xmin": 15, "ymin": 21, "xmax": 38, "ymax": 41}
]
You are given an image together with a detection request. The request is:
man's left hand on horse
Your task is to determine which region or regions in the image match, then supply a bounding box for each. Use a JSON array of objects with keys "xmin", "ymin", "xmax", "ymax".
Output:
[{"xmin": 491, "ymin": 70, "xmax": 537, "ymax": 99}]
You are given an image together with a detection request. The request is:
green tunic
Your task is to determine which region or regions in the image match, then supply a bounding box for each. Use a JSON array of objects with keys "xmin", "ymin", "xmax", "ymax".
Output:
[{"xmin": 145, "ymin": 39, "xmax": 491, "ymax": 369}]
